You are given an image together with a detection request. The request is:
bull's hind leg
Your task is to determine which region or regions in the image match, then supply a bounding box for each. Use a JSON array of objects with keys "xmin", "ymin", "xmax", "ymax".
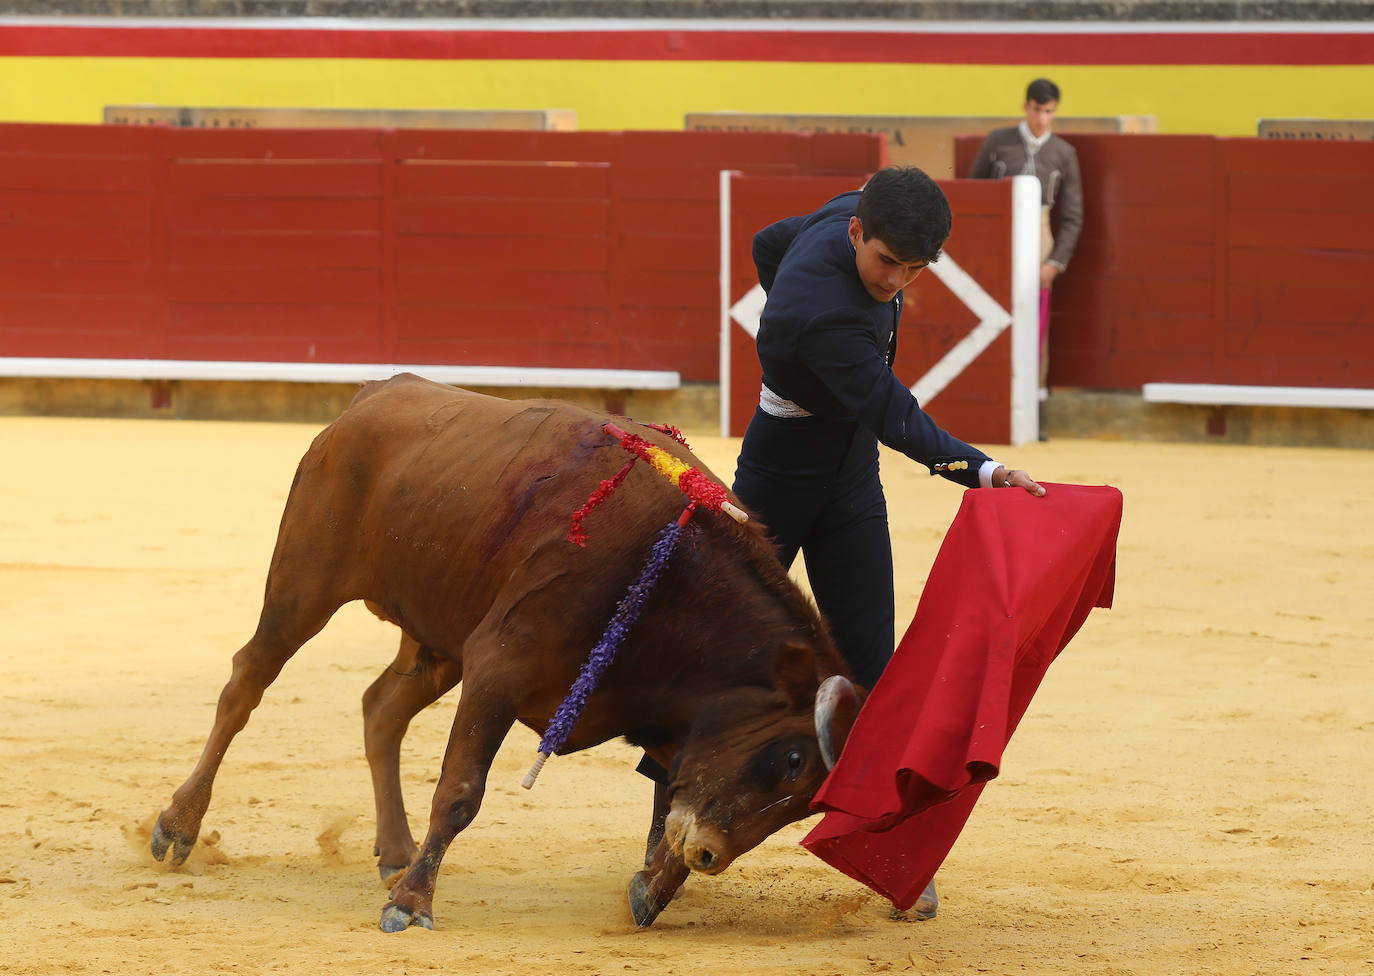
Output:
[
  {"xmin": 362, "ymin": 633, "xmax": 462, "ymax": 883},
  {"xmin": 378, "ymin": 671, "xmax": 517, "ymax": 932},
  {"xmin": 151, "ymin": 581, "xmax": 344, "ymax": 867}
]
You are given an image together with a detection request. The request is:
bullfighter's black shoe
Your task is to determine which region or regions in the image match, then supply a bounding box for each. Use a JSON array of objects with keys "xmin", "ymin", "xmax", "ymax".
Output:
[{"xmin": 889, "ymin": 879, "xmax": 939, "ymax": 921}]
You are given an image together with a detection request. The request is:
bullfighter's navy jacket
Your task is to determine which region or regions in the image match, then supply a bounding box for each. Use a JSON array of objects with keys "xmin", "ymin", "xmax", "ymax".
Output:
[{"xmin": 748, "ymin": 190, "xmax": 990, "ymax": 489}]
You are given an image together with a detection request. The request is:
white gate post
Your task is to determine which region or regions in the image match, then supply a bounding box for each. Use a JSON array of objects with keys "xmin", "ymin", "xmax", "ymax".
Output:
[{"xmin": 1010, "ymin": 174, "xmax": 1042, "ymax": 445}]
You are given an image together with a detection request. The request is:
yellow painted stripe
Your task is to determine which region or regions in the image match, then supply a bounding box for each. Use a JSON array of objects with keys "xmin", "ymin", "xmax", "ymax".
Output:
[{"xmin": 2, "ymin": 58, "xmax": 1372, "ymax": 136}]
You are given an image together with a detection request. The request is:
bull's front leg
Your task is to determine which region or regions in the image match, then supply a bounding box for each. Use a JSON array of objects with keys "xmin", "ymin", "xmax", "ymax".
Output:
[
  {"xmin": 379, "ymin": 678, "xmax": 515, "ymax": 933},
  {"xmin": 628, "ymin": 832, "xmax": 690, "ymax": 928}
]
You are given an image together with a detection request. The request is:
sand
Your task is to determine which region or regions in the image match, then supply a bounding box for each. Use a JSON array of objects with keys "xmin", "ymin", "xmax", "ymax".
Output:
[{"xmin": 1, "ymin": 413, "xmax": 1371, "ymax": 976}]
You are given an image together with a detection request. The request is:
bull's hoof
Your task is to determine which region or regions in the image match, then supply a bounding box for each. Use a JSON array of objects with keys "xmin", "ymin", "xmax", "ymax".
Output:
[
  {"xmin": 628, "ymin": 871, "xmax": 664, "ymax": 928},
  {"xmin": 379, "ymin": 904, "xmax": 433, "ymax": 933},
  {"xmin": 150, "ymin": 816, "xmax": 195, "ymax": 867}
]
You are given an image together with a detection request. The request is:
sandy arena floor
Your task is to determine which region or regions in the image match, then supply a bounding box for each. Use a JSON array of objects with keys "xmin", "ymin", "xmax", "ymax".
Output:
[{"xmin": 1, "ymin": 412, "xmax": 1371, "ymax": 976}]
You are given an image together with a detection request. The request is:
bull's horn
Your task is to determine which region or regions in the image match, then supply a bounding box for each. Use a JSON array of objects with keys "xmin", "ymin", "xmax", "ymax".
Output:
[{"xmin": 814, "ymin": 675, "xmax": 860, "ymax": 770}]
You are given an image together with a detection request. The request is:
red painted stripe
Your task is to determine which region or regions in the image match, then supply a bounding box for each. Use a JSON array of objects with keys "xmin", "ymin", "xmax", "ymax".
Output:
[{"xmin": 0, "ymin": 24, "xmax": 1370, "ymax": 66}]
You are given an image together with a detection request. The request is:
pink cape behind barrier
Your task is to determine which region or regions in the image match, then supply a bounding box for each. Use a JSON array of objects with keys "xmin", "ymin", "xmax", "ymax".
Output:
[{"xmin": 802, "ymin": 483, "xmax": 1123, "ymax": 910}]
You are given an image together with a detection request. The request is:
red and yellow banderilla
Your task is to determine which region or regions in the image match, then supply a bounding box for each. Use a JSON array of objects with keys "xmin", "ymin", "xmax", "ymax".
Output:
[
  {"xmin": 568, "ymin": 421, "xmax": 747, "ymax": 548},
  {"xmin": 602, "ymin": 422, "xmax": 748, "ymax": 524}
]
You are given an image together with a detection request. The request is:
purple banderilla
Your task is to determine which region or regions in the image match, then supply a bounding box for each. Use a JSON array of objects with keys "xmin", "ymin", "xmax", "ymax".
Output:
[{"xmin": 522, "ymin": 517, "xmax": 685, "ymax": 789}]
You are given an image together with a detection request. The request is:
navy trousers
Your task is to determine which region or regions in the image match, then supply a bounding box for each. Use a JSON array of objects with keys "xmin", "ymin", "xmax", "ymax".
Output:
[{"xmin": 732, "ymin": 408, "xmax": 895, "ymax": 690}]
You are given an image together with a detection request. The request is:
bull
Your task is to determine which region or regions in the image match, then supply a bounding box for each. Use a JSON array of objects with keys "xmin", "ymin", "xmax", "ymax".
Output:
[{"xmin": 151, "ymin": 373, "xmax": 861, "ymax": 931}]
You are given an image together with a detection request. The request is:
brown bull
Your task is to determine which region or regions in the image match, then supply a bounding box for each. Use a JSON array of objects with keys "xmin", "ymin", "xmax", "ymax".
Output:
[{"xmin": 151, "ymin": 373, "xmax": 861, "ymax": 931}]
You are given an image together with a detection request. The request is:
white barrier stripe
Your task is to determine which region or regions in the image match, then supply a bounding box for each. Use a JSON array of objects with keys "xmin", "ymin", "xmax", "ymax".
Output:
[
  {"xmin": 1143, "ymin": 383, "xmax": 1374, "ymax": 409},
  {"xmin": 720, "ymin": 169, "xmax": 734, "ymax": 438},
  {"xmin": 0, "ymin": 358, "xmax": 681, "ymax": 390},
  {"xmin": 909, "ymin": 254, "xmax": 1012, "ymax": 407}
]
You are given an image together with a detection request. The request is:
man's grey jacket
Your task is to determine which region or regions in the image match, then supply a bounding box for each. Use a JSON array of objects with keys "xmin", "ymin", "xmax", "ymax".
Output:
[{"xmin": 970, "ymin": 127, "xmax": 1083, "ymax": 272}]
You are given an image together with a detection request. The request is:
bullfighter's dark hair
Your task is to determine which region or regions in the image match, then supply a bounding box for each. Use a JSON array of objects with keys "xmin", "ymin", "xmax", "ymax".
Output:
[
  {"xmin": 1026, "ymin": 77, "xmax": 1061, "ymax": 105},
  {"xmin": 854, "ymin": 166, "xmax": 952, "ymax": 266}
]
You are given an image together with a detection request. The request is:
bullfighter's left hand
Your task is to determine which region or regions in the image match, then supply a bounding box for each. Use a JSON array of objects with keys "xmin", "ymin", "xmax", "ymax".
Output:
[{"xmin": 997, "ymin": 467, "xmax": 1047, "ymax": 496}]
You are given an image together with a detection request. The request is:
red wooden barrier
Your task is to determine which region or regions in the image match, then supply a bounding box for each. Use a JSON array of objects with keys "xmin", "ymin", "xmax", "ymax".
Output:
[
  {"xmin": 725, "ymin": 174, "xmax": 1025, "ymax": 445},
  {"xmin": 956, "ymin": 133, "xmax": 1374, "ymax": 391},
  {"xmin": 0, "ymin": 124, "xmax": 886, "ymax": 381},
  {"xmin": 0, "ymin": 124, "xmax": 165, "ymax": 358},
  {"xmin": 916, "ymin": 179, "xmax": 1015, "ymax": 443}
]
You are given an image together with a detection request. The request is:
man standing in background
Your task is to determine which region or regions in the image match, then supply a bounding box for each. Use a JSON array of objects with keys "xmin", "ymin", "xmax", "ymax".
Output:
[{"xmin": 970, "ymin": 78, "xmax": 1083, "ymax": 403}]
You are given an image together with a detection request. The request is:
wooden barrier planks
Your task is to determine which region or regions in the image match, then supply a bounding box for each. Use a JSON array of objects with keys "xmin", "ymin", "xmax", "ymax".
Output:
[
  {"xmin": 0, "ymin": 124, "xmax": 884, "ymax": 381},
  {"xmin": 954, "ymin": 132, "xmax": 1374, "ymax": 392}
]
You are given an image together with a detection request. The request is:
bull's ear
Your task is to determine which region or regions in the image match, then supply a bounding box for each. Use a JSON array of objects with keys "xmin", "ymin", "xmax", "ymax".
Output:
[{"xmin": 773, "ymin": 640, "xmax": 820, "ymax": 708}]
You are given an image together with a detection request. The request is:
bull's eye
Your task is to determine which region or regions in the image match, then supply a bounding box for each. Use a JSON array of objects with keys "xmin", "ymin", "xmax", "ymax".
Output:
[{"xmin": 746, "ymin": 736, "xmax": 814, "ymax": 789}]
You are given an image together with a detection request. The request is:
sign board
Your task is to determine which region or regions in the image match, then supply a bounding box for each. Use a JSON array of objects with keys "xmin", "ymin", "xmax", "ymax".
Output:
[
  {"xmin": 104, "ymin": 106, "xmax": 577, "ymax": 131},
  {"xmin": 687, "ymin": 113, "xmax": 1155, "ymax": 178},
  {"xmin": 1258, "ymin": 119, "xmax": 1374, "ymax": 141}
]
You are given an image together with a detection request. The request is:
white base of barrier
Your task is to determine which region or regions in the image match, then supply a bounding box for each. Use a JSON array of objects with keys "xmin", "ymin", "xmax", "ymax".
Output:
[
  {"xmin": 0, "ymin": 358, "xmax": 680, "ymax": 390},
  {"xmin": 1143, "ymin": 383, "xmax": 1374, "ymax": 409}
]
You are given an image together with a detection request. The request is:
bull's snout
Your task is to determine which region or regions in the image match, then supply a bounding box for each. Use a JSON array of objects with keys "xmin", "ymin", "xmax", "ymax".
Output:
[
  {"xmin": 690, "ymin": 847, "xmax": 718, "ymax": 871},
  {"xmin": 664, "ymin": 808, "xmax": 731, "ymax": 876},
  {"xmin": 683, "ymin": 835, "xmax": 724, "ymax": 874}
]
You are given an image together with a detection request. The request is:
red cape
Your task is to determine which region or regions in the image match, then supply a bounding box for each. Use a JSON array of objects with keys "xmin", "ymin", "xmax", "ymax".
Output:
[{"xmin": 802, "ymin": 483, "xmax": 1122, "ymax": 909}]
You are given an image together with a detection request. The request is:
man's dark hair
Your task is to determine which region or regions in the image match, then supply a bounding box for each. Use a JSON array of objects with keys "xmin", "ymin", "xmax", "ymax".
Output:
[
  {"xmin": 854, "ymin": 166, "xmax": 951, "ymax": 265},
  {"xmin": 1026, "ymin": 78, "xmax": 1061, "ymax": 105}
]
